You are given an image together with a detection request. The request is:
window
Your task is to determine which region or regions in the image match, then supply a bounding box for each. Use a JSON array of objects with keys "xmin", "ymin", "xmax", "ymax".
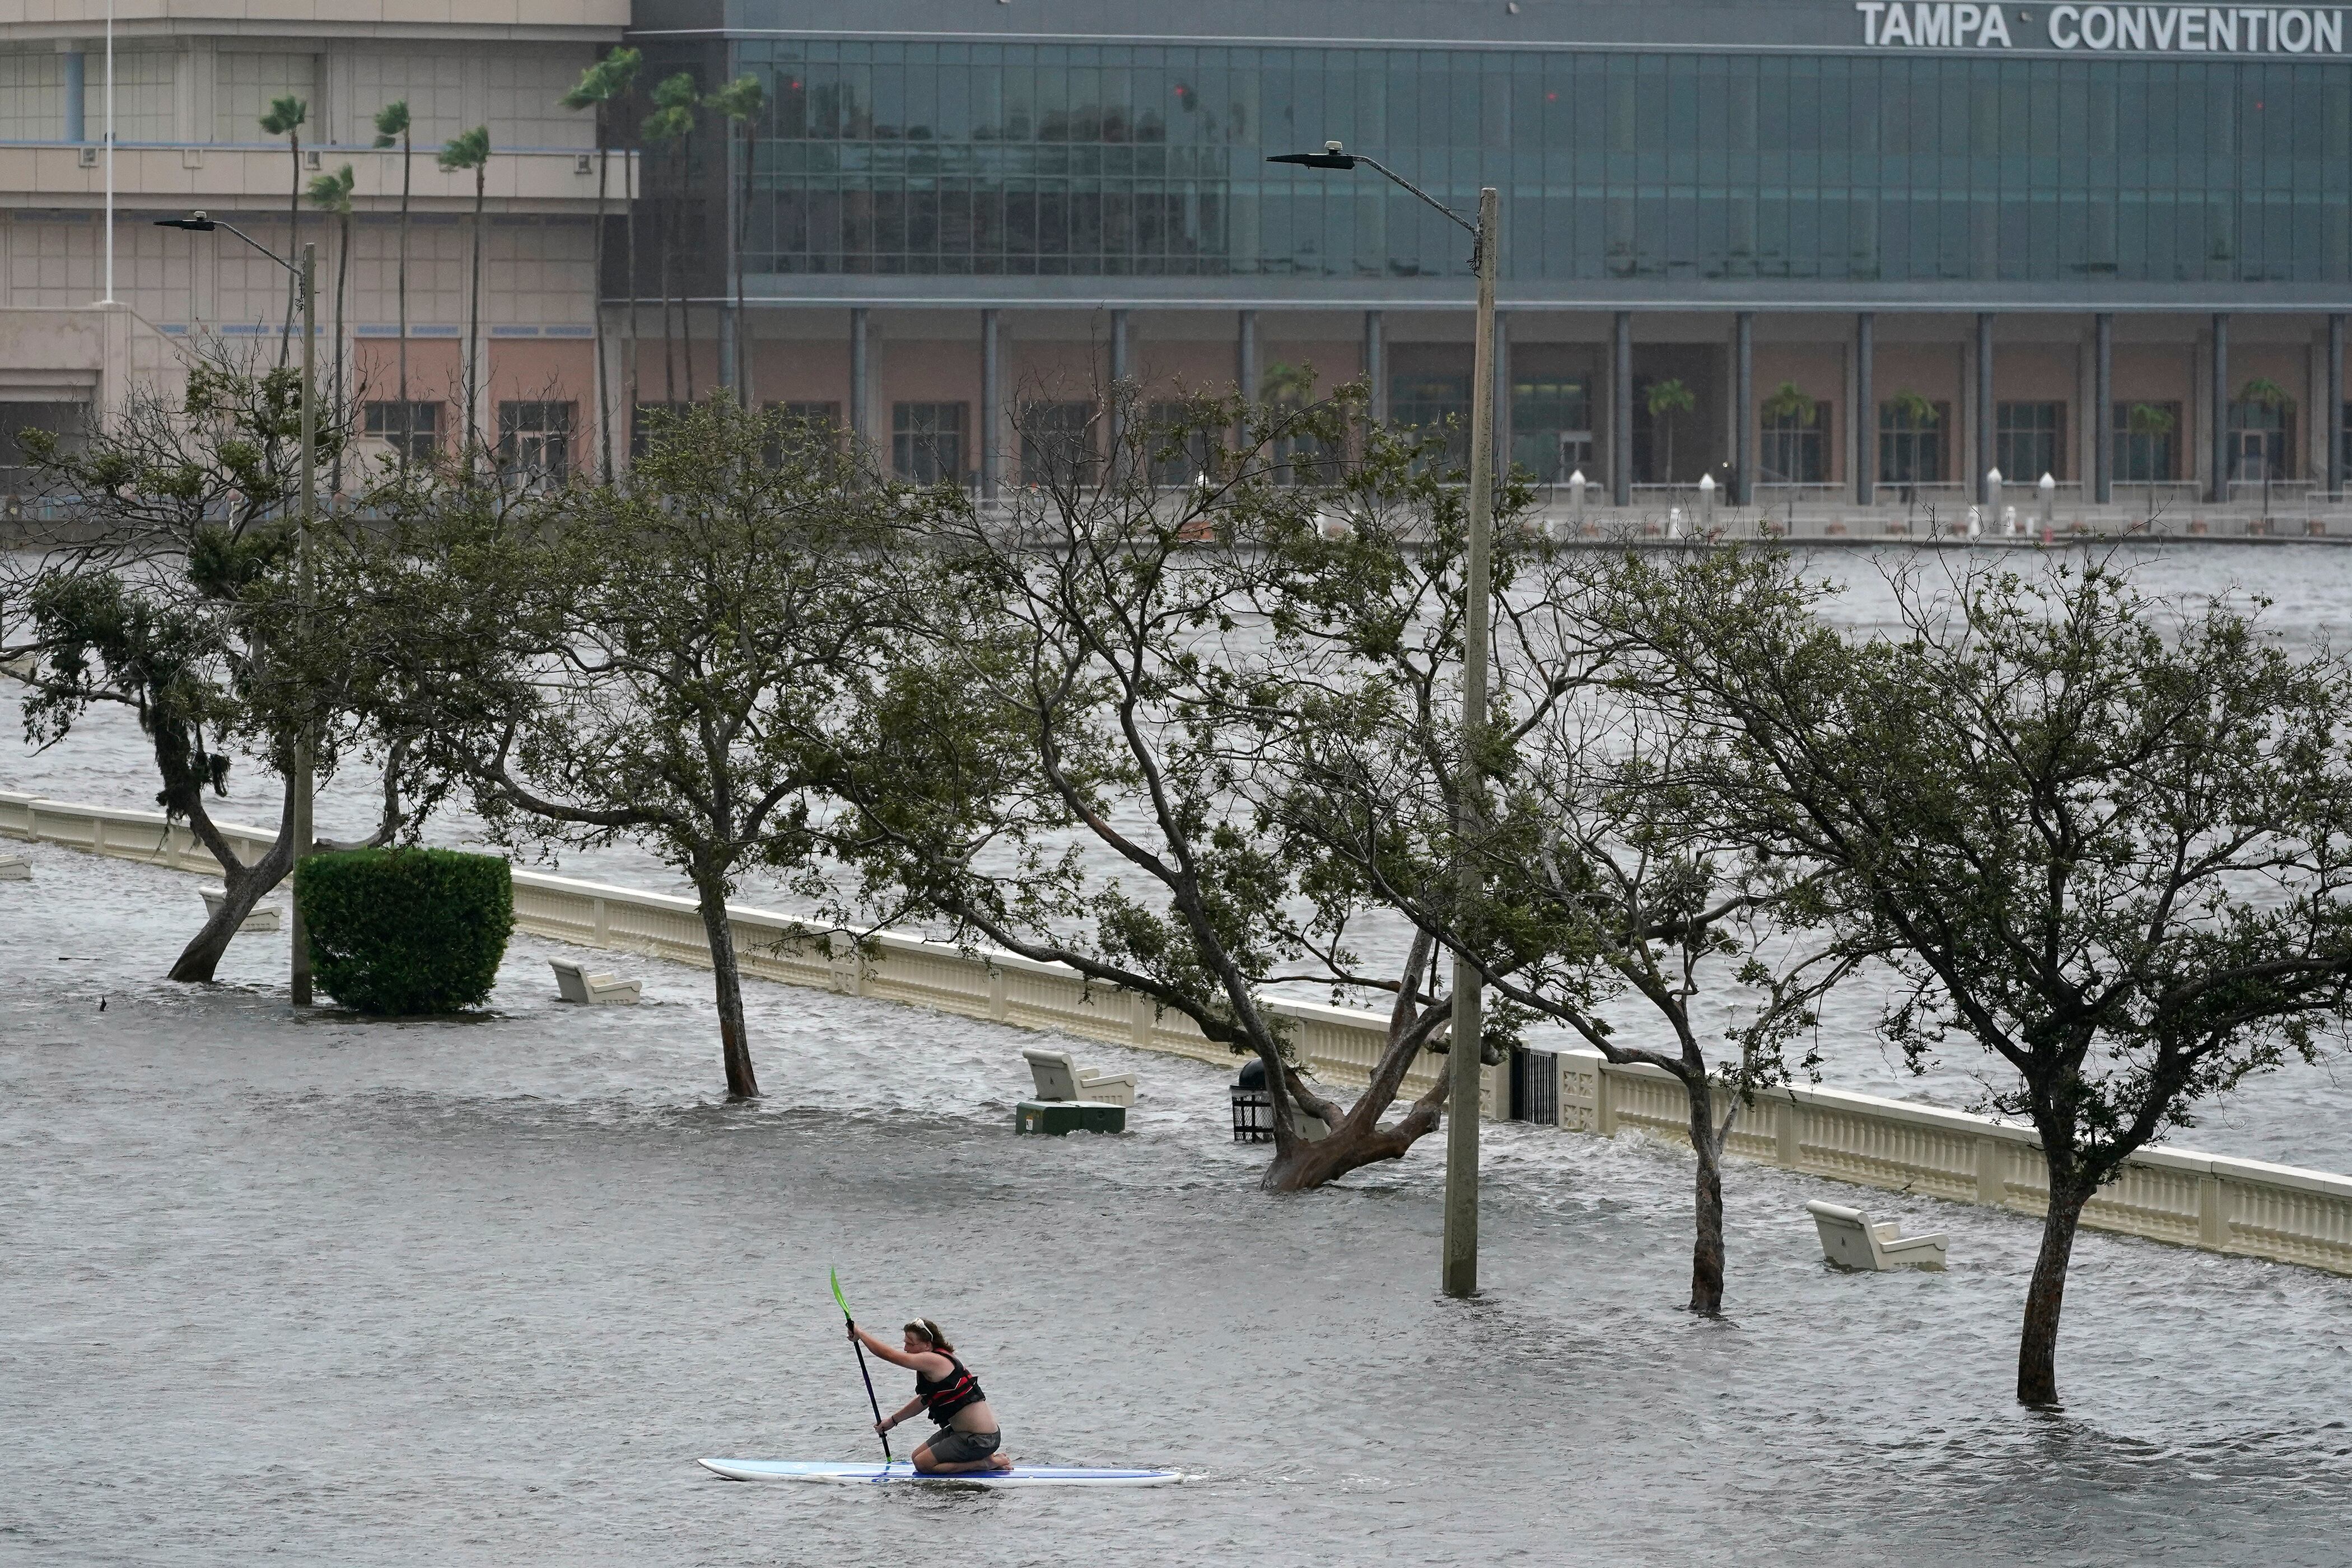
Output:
[
  {"xmin": 215, "ymin": 52, "xmax": 315, "ymax": 143},
  {"xmin": 363, "ymin": 400, "xmax": 441, "ymax": 460},
  {"xmin": 1389, "ymin": 372, "xmax": 1471, "ymax": 469},
  {"xmin": 2227, "ymin": 395, "xmax": 2294, "ymax": 482},
  {"xmin": 1510, "ymin": 378, "xmax": 1593, "ymax": 481},
  {"xmin": 0, "ymin": 400, "xmax": 87, "ymax": 494},
  {"xmin": 892, "ymin": 402, "xmax": 967, "ymax": 484},
  {"xmin": 631, "ymin": 402, "xmax": 692, "ymax": 460},
  {"xmin": 1996, "ymin": 402, "xmax": 2065, "ymax": 484},
  {"xmin": 2113, "ymin": 402, "xmax": 2180, "ymax": 484},
  {"xmin": 498, "ymin": 401, "xmax": 574, "ymax": 483},
  {"xmin": 1144, "ymin": 401, "xmax": 1217, "ymax": 488},
  {"xmin": 1759, "ymin": 398, "xmax": 1831, "ymax": 484},
  {"xmin": 1019, "ymin": 401, "xmax": 1095, "ymax": 487},
  {"xmin": 763, "ymin": 400, "xmax": 841, "ymax": 464},
  {"xmin": 1879, "ymin": 399, "xmax": 1948, "ymax": 486}
]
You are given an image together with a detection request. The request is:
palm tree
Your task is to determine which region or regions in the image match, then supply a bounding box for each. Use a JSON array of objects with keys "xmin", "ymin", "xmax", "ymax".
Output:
[
  {"xmin": 259, "ymin": 94, "xmax": 308, "ymax": 365},
  {"xmin": 1644, "ymin": 376, "xmax": 1695, "ymax": 484},
  {"xmin": 704, "ymin": 73, "xmax": 767, "ymax": 411},
  {"xmin": 437, "ymin": 125, "xmax": 492, "ymax": 465},
  {"xmin": 371, "ymin": 100, "xmax": 414, "ymax": 467},
  {"xmin": 305, "ymin": 162, "xmax": 356, "ymax": 494},
  {"xmin": 2237, "ymin": 376, "xmax": 2296, "ymax": 515},
  {"xmin": 641, "ymin": 72, "xmax": 702, "ymax": 407},
  {"xmin": 2125, "ymin": 401, "xmax": 2178, "ymax": 511},
  {"xmin": 562, "ymin": 48, "xmax": 643, "ymax": 481}
]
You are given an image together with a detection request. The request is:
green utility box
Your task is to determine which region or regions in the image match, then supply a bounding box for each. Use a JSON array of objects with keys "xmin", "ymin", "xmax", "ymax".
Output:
[{"xmin": 1015, "ymin": 1099, "xmax": 1128, "ymax": 1136}]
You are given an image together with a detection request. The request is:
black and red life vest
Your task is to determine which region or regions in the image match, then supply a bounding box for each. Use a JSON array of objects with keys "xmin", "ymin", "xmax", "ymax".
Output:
[{"xmin": 916, "ymin": 1353, "xmax": 986, "ymax": 1425}]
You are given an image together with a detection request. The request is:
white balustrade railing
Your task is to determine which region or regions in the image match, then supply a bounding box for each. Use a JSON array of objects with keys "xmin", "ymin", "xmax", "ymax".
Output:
[{"xmin": 8, "ymin": 787, "xmax": 2349, "ymax": 1276}]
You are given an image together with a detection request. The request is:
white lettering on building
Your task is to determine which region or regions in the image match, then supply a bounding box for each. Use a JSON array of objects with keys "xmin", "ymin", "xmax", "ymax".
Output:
[{"xmin": 1866, "ymin": 0, "xmax": 2350, "ymax": 50}]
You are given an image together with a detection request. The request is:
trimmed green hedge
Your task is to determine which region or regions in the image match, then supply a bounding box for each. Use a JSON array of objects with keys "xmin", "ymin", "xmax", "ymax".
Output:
[{"xmin": 295, "ymin": 848, "xmax": 515, "ymax": 1015}]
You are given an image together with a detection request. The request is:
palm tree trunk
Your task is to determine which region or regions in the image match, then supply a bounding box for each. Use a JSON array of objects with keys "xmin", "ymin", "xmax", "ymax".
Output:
[
  {"xmin": 735, "ymin": 118, "xmax": 753, "ymax": 408},
  {"xmin": 331, "ymin": 210, "xmax": 348, "ymax": 495},
  {"xmin": 661, "ymin": 182, "xmax": 677, "ymax": 409},
  {"xmin": 281, "ymin": 133, "xmax": 301, "ymax": 367},
  {"xmin": 623, "ymin": 129, "xmax": 639, "ymax": 467},
  {"xmin": 396, "ymin": 133, "xmax": 410, "ymax": 472},
  {"xmin": 681, "ymin": 138, "xmax": 698, "ymax": 405},
  {"xmin": 468, "ymin": 164, "xmax": 485, "ymax": 465},
  {"xmin": 592, "ymin": 116, "xmax": 614, "ymax": 482}
]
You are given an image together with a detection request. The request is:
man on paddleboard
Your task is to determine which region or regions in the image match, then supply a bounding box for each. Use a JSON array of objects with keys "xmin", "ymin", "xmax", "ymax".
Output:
[{"xmin": 849, "ymin": 1318, "xmax": 1012, "ymax": 1474}]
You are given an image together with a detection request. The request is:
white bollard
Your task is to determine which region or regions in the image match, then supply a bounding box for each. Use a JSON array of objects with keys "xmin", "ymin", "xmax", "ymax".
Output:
[
  {"xmin": 1966, "ymin": 505, "xmax": 1982, "ymax": 539},
  {"xmin": 1667, "ymin": 506, "xmax": 1683, "ymax": 540},
  {"xmin": 1697, "ymin": 472, "xmax": 1716, "ymax": 533},
  {"xmin": 2003, "ymin": 505, "xmax": 2018, "ymax": 536},
  {"xmin": 1986, "ymin": 466, "xmax": 2004, "ymax": 523},
  {"xmin": 1569, "ymin": 468, "xmax": 1587, "ymax": 530},
  {"xmin": 2039, "ymin": 470, "xmax": 2056, "ymax": 534}
]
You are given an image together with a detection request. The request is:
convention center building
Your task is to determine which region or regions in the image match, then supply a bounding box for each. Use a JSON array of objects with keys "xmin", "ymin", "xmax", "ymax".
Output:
[{"xmin": 4, "ymin": 0, "xmax": 2350, "ymax": 510}]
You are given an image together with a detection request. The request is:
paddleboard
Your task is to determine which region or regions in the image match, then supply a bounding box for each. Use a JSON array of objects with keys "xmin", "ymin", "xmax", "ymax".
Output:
[{"xmin": 698, "ymin": 1458, "xmax": 1182, "ymax": 1487}]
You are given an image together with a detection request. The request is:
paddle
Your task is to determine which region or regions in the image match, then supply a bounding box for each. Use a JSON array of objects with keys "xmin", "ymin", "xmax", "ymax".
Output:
[{"xmin": 831, "ymin": 1267, "xmax": 894, "ymax": 1471}]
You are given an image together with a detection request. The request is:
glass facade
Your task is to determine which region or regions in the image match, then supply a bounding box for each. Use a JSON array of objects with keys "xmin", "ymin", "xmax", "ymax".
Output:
[{"xmin": 715, "ymin": 41, "xmax": 2352, "ymax": 284}]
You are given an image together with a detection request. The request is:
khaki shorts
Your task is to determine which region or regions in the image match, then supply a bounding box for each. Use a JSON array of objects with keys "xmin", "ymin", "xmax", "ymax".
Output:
[{"xmin": 918, "ymin": 1427, "xmax": 1002, "ymax": 1465}]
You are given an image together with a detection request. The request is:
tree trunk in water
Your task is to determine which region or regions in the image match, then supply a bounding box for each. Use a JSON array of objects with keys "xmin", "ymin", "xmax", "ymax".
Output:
[
  {"xmin": 1684, "ymin": 1074, "xmax": 1726, "ymax": 1315},
  {"xmin": 1260, "ymin": 1078, "xmax": 1444, "ymax": 1192},
  {"xmin": 693, "ymin": 880, "xmax": 759, "ymax": 1099},
  {"xmin": 2017, "ymin": 1178, "xmax": 2092, "ymax": 1406},
  {"xmin": 166, "ymin": 853, "xmax": 290, "ymax": 983}
]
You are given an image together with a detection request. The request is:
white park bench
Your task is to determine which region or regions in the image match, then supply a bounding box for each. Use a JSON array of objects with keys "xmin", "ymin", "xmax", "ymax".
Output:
[
  {"xmin": 549, "ymin": 957, "xmax": 643, "ymax": 1006},
  {"xmin": 199, "ymin": 886, "xmax": 281, "ymax": 933},
  {"xmin": 1805, "ymin": 1198, "xmax": 1949, "ymax": 1272},
  {"xmin": 1020, "ymin": 1046, "xmax": 1138, "ymax": 1108}
]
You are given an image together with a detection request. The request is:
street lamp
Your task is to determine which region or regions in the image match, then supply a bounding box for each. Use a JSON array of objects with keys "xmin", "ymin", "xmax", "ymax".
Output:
[
  {"xmin": 1268, "ymin": 141, "xmax": 1499, "ymax": 1300},
  {"xmin": 155, "ymin": 212, "xmax": 319, "ymax": 1008}
]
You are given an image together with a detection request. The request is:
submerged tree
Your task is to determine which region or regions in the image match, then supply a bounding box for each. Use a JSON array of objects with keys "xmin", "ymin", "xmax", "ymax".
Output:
[
  {"xmin": 827, "ymin": 386, "xmax": 1483, "ymax": 1191},
  {"xmin": 1255, "ymin": 530, "xmax": 1865, "ymax": 1310},
  {"xmin": 469, "ymin": 396, "xmax": 911, "ymax": 1098},
  {"xmin": 1617, "ymin": 551, "xmax": 2352, "ymax": 1401},
  {"xmin": 0, "ymin": 351, "xmax": 398, "ymax": 982}
]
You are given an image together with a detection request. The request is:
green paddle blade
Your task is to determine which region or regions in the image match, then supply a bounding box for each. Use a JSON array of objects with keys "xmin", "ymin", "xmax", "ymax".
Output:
[{"xmin": 830, "ymin": 1266, "xmax": 852, "ymax": 1320}]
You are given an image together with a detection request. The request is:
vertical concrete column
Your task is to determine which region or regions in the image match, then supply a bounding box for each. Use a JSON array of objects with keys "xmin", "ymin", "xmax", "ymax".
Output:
[
  {"xmin": 1856, "ymin": 311, "xmax": 1875, "ymax": 505},
  {"xmin": 980, "ymin": 307, "xmax": 1001, "ymax": 500},
  {"xmin": 2329, "ymin": 314, "xmax": 2345, "ymax": 500},
  {"xmin": 1493, "ymin": 310, "xmax": 1511, "ymax": 480},
  {"xmin": 1108, "ymin": 308, "xmax": 1130, "ymax": 473},
  {"xmin": 2094, "ymin": 313, "xmax": 2114, "ymax": 506},
  {"xmin": 1364, "ymin": 309, "xmax": 1386, "ymax": 423},
  {"xmin": 1734, "ymin": 310, "xmax": 1754, "ymax": 506},
  {"xmin": 2210, "ymin": 311, "xmax": 2230, "ymax": 503},
  {"xmin": 1975, "ymin": 311, "xmax": 1995, "ymax": 504},
  {"xmin": 1611, "ymin": 310, "xmax": 1632, "ymax": 506},
  {"xmin": 1236, "ymin": 308, "xmax": 1257, "ymax": 451},
  {"xmin": 849, "ymin": 306, "xmax": 870, "ymax": 450}
]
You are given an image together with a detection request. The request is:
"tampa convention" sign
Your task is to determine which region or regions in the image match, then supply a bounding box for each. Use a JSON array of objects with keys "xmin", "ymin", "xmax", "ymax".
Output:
[{"xmin": 1856, "ymin": 1, "xmax": 2350, "ymax": 52}]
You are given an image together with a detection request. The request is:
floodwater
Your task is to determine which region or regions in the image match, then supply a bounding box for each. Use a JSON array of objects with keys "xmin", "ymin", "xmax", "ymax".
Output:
[
  {"xmin": 6, "ymin": 828, "xmax": 2352, "ymax": 1565},
  {"xmin": 9, "ymin": 542, "xmax": 2352, "ymax": 1169}
]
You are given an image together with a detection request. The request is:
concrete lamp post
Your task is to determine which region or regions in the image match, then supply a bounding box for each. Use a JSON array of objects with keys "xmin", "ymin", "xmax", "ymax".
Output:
[
  {"xmin": 155, "ymin": 212, "xmax": 319, "ymax": 1007},
  {"xmin": 1268, "ymin": 139, "xmax": 1498, "ymax": 1300}
]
